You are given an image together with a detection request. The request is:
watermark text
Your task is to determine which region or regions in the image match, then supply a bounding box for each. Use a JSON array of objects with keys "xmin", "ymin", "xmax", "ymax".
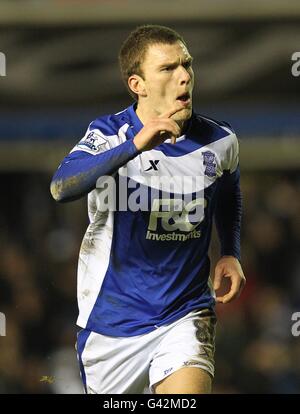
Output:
[
  {"xmin": 291, "ymin": 52, "xmax": 300, "ymax": 77},
  {"xmin": 0, "ymin": 312, "xmax": 6, "ymax": 336},
  {"xmin": 0, "ymin": 52, "xmax": 6, "ymax": 76},
  {"xmin": 291, "ymin": 312, "xmax": 300, "ymax": 337}
]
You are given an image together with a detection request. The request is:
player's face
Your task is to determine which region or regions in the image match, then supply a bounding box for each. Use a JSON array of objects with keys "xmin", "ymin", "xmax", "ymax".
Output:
[{"xmin": 140, "ymin": 41, "xmax": 194, "ymax": 124}]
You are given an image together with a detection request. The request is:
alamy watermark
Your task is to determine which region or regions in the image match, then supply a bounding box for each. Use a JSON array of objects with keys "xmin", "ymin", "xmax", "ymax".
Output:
[
  {"xmin": 291, "ymin": 312, "xmax": 300, "ymax": 337},
  {"xmin": 0, "ymin": 312, "xmax": 6, "ymax": 336},
  {"xmin": 0, "ymin": 52, "xmax": 6, "ymax": 76},
  {"xmin": 95, "ymin": 174, "xmax": 205, "ymax": 212},
  {"xmin": 291, "ymin": 52, "xmax": 300, "ymax": 77},
  {"xmin": 94, "ymin": 173, "xmax": 206, "ymax": 241}
]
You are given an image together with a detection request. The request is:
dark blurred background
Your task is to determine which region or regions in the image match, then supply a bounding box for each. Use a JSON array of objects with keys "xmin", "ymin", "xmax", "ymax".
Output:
[{"xmin": 0, "ymin": 0, "xmax": 300, "ymax": 394}]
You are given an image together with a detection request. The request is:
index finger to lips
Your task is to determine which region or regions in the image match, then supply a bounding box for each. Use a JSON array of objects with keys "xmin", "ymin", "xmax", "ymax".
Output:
[{"xmin": 159, "ymin": 105, "xmax": 182, "ymax": 119}]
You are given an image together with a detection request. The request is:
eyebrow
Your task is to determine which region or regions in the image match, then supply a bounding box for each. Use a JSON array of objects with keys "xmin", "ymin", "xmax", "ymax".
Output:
[{"xmin": 158, "ymin": 56, "xmax": 193, "ymax": 69}]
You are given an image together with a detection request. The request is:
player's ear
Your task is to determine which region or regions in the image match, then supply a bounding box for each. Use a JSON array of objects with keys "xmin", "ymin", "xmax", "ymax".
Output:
[{"xmin": 128, "ymin": 74, "xmax": 147, "ymax": 98}]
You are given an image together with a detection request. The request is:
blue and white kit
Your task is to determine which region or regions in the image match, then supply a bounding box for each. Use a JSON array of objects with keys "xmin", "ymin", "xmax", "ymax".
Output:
[{"xmin": 51, "ymin": 103, "xmax": 242, "ymax": 338}]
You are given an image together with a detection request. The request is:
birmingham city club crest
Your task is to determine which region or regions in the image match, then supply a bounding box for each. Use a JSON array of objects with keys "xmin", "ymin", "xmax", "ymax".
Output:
[{"xmin": 202, "ymin": 151, "xmax": 216, "ymax": 177}]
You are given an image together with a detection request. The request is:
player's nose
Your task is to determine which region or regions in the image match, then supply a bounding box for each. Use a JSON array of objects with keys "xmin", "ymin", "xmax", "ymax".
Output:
[{"xmin": 178, "ymin": 65, "xmax": 192, "ymax": 85}]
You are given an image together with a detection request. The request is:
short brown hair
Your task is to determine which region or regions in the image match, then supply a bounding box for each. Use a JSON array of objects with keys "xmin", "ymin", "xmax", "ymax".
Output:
[{"xmin": 119, "ymin": 25, "xmax": 187, "ymax": 100}]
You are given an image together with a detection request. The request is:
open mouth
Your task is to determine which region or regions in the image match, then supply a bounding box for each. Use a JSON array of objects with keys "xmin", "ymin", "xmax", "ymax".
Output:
[{"xmin": 176, "ymin": 92, "xmax": 191, "ymax": 103}]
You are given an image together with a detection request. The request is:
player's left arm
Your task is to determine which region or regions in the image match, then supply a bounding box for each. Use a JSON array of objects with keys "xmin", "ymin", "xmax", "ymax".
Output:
[
  {"xmin": 213, "ymin": 133, "xmax": 246, "ymax": 303},
  {"xmin": 213, "ymin": 254, "xmax": 246, "ymax": 304}
]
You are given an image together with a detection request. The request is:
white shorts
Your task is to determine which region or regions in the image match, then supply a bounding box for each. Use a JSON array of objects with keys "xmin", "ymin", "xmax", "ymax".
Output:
[{"xmin": 76, "ymin": 308, "xmax": 217, "ymax": 394}]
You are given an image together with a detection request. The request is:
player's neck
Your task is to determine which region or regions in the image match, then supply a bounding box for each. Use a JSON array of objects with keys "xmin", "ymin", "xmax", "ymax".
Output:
[{"xmin": 135, "ymin": 103, "xmax": 155, "ymax": 126}]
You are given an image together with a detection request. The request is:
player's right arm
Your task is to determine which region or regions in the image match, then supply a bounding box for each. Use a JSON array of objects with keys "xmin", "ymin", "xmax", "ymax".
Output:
[{"xmin": 50, "ymin": 108, "xmax": 180, "ymax": 203}]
